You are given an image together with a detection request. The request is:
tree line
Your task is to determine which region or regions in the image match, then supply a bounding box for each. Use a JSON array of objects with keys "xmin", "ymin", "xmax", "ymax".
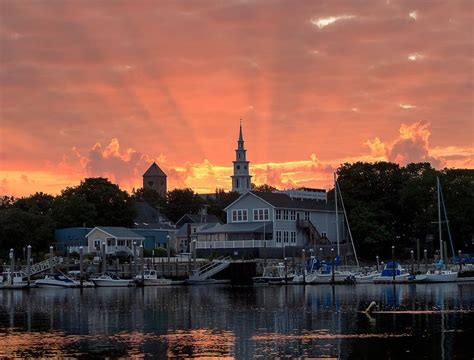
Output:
[
  {"xmin": 334, "ymin": 162, "xmax": 473, "ymax": 260},
  {"xmin": 0, "ymin": 163, "xmax": 472, "ymax": 260},
  {"xmin": 0, "ymin": 177, "xmax": 239, "ymax": 255}
]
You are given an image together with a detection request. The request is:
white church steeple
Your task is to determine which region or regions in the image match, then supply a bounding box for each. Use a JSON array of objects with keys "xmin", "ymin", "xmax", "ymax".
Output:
[{"xmin": 231, "ymin": 120, "xmax": 252, "ymax": 193}]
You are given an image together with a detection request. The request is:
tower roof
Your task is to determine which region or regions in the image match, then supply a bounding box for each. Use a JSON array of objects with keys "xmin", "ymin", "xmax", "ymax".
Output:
[
  {"xmin": 143, "ymin": 162, "xmax": 167, "ymax": 177},
  {"xmin": 238, "ymin": 119, "xmax": 244, "ymax": 142}
]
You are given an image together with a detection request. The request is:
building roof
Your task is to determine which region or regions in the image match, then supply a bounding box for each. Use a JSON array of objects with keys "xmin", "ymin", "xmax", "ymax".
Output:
[
  {"xmin": 225, "ymin": 191, "xmax": 337, "ymax": 212},
  {"xmin": 134, "ymin": 202, "xmax": 170, "ymax": 224},
  {"xmin": 133, "ymin": 223, "xmax": 176, "ymax": 230},
  {"xmin": 175, "ymin": 213, "xmax": 222, "ymax": 227},
  {"xmin": 254, "ymin": 192, "xmax": 335, "ymax": 211},
  {"xmin": 176, "ymin": 222, "xmax": 221, "ymax": 237},
  {"xmin": 86, "ymin": 226, "xmax": 145, "ymax": 240},
  {"xmin": 198, "ymin": 221, "xmax": 272, "ymax": 234},
  {"xmin": 143, "ymin": 162, "xmax": 167, "ymax": 177}
]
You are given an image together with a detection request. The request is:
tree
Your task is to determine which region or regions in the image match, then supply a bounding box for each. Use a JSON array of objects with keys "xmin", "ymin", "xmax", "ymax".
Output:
[
  {"xmin": 205, "ymin": 189, "xmax": 241, "ymax": 223},
  {"xmin": 132, "ymin": 187, "xmax": 166, "ymax": 210},
  {"xmin": 439, "ymin": 169, "xmax": 474, "ymax": 253},
  {"xmin": 251, "ymin": 183, "xmax": 278, "ymax": 193},
  {"xmin": 53, "ymin": 178, "xmax": 135, "ymax": 228},
  {"xmin": 163, "ymin": 188, "xmax": 203, "ymax": 223},
  {"xmin": 15, "ymin": 192, "xmax": 55, "ymax": 216},
  {"xmin": 0, "ymin": 207, "xmax": 55, "ymax": 255}
]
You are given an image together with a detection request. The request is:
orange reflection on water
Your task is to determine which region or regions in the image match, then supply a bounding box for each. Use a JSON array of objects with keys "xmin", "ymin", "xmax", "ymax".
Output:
[
  {"xmin": 162, "ymin": 328, "xmax": 235, "ymax": 359},
  {"xmin": 252, "ymin": 329, "xmax": 412, "ymax": 342},
  {"xmin": 0, "ymin": 330, "xmax": 84, "ymax": 358}
]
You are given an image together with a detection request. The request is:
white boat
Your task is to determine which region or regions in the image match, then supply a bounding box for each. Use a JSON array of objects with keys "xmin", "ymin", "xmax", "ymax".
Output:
[
  {"xmin": 354, "ymin": 270, "xmax": 380, "ymax": 284},
  {"xmin": 35, "ymin": 274, "xmax": 79, "ymax": 288},
  {"xmin": 135, "ymin": 270, "xmax": 172, "ymax": 286},
  {"xmin": 91, "ymin": 273, "xmax": 134, "ymax": 287},
  {"xmin": 67, "ymin": 271, "xmax": 95, "ymax": 287},
  {"xmin": 252, "ymin": 263, "xmax": 288, "ymax": 285},
  {"xmin": 423, "ymin": 269, "xmax": 458, "ymax": 283},
  {"xmin": 373, "ymin": 262, "xmax": 411, "ymax": 284},
  {"xmin": 0, "ymin": 271, "xmax": 33, "ymax": 289},
  {"xmin": 306, "ymin": 269, "xmax": 354, "ymax": 284}
]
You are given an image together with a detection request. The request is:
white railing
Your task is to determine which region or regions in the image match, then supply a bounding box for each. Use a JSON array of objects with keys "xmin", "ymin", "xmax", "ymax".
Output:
[
  {"xmin": 196, "ymin": 240, "xmax": 276, "ymax": 249},
  {"xmin": 21, "ymin": 256, "xmax": 63, "ymax": 276}
]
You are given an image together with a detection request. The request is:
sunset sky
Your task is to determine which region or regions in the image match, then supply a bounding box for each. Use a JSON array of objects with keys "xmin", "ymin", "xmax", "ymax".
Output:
[{"xmin": 1, "ymin": 0, "xmax": 473, "ymax": 197}]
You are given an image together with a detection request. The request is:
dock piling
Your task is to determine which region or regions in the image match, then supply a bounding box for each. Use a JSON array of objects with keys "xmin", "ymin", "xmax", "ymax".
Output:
[
  {"xmin": 331, "ymin": 248, "xmax": 335, "ymax": 284},
  {"xmin": 26, "ymin": 245, "xmax": 31, "ymax": 287},
  {"xmin": 79, "ymin": 246, "xmax": 84, "ymax": 288}
]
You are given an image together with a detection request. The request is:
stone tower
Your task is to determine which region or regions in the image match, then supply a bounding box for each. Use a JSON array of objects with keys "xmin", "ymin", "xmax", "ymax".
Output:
[
  {"xmin": 143, "ymin": 162, "xmax": 167, "ymax": 197},
  {"xmin": 231, "ymin": 120, "xmax": 252, "ymax": 193}
]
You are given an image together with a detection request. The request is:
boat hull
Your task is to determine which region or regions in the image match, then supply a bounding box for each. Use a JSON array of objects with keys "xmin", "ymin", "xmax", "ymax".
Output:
[
  {"xmin": 91, "ymin": 279, "xmax": 133, "ymax": 287},
  {"xmin": 424, "ymin": 272, "xmax": 458, "ymax": 283},
  {"xmin": 136, "ymin": 278, "xmax": 172, "ymax": 286},
  {"xmin": 187, "ymin": 279, "xmax": 216, "ymax": 285},
  {"xmin": 35, "ymin": 280, "xmax": 78, "ymax": 288},
  {"xmin": 373, "ymin": 274, "xmax": 411, "ymax": 284},
  {"xmin": 306, "ymin": 272, "xmax": 353, "ymax": 284}
]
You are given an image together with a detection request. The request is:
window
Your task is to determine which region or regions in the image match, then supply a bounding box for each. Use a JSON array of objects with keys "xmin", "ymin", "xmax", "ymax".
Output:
[
  {"xmin": 244, "ymin": 165, "xmax": 247, "ymax": 170},
  {"xmin": 276, "ymin": 210, "xmax": 281, "ymax": 220},
  {"xmin": 253, "ymin": 208, "xmax": 269, "ymax": 221},
  {"xmin": 304, "ymin": 211, "xmax": 310, "ymax": 221},
  {"xmin": 290, "ymin": 210, "xmax": 296, "ymax": 221},
  {"xmin": 321, "ymin": 232, "xmax": 327, "ymax": 238},
  {"xmin": 117, "ymin": 240, "xmax": 125, "ymax": 246},
  {"xmin": 290, "ymin": 231, "xmax": 297, "ymax": 244},
  {"xmin": 283, "ymin": 210, "xmax": 289, "ymax": 221},
  {"xmin": 94, "ymin": 240, "xmax": 101, "ymax": 250},
  {"xmin": 232, "ymin": 209, "xmax": 248, "ymax": 222},
  {"xmin": 236, "ymin": 165, "xmax": 240, "ymax": 170},
  {"xmin": 283, "ymin": 231, "xmax": 289, "ymax": 243},
  {"xmin": 236, "ymin": 179, "xmax": 240, "ymax": 188},
  {"xmin": 276, "ymin": 231, "xmax": 282, "ymax": 243}
]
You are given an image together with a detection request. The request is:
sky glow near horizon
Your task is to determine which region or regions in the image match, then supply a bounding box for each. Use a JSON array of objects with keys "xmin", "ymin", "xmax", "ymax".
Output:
[{"xmin": 0, "ymin": 0, "xmax": 473, "ymax": 197}]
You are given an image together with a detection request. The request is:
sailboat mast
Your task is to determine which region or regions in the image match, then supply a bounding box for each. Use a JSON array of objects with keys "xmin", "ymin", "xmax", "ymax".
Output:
[
  {"xmin": 334, "ymin": 172, "xmax": 340, "ymax": 256},
  {"xmin": 437, "ymin": 176, "xmax": 443, "ymax": 264},
  {"xmin": 336, "ymin": 180, "xmax": 360, "ymax": 267}
]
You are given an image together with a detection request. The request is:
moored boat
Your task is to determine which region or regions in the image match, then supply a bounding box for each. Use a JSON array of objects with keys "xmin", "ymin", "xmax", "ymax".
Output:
[
  {"xmin": 135, "ymin": 270, "xmax": 172, "ymax": 286},
  {"xmin": 354, "ymin": 270, "xmax": 380, "ymax": 284},
  {"xmin": 373, "ymin": 262, "xmax": 411, "ymax": 284},
  {"xmin": 35, "ymin": 274, "xmax": 79, "ymax": 288},
  {"xmin": 0, "ymin": 271, "xmax": 34, "ymax": 289},
  {"xmin": 252, "ymin": 263, "xmax": 288, "ymax": 285},
  {"xmin": 423, "ymin": 269, "xmax": 458, "ymax": 283},
  {"xmin": 91, "ymin": 273, "xmax": 134, "ymax": 287},
  {"xmin": 67, "ymin": 271, "xmax": 95, "ymax": 287}
]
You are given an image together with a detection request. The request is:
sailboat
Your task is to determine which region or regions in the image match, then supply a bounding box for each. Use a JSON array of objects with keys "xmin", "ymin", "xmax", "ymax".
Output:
[{"xmin": 421, "ymin": 177, "xmax": 458, "ymax": 283}]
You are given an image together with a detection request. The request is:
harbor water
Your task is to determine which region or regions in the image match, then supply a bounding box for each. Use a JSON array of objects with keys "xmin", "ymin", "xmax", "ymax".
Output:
[{"xmin": 1, "ymin": 283, "xmax": 473, "ymax": 359}]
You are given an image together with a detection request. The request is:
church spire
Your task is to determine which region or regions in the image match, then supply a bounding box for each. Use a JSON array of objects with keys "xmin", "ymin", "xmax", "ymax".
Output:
[
  {"xmin": 231, "ymin": 120, "xmax": 252, "ymax": 194},
  {"xmin": 239, "ymin": 118, "xmax": 244, "ymax": 142}
]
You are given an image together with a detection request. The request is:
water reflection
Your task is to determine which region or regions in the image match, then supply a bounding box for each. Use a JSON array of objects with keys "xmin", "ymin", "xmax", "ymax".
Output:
[{"xmin": 0, "ymin": 284, "xmax": 473, "ymax": 359}]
